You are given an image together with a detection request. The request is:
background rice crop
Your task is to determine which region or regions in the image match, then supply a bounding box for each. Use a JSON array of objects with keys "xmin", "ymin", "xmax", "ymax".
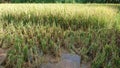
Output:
[{"xmin": 0, "ymin": 4, "xmax": 118, "ymax": 29}]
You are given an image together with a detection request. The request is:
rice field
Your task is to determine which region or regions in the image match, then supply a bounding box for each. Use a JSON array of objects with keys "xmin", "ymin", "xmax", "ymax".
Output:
[{"xmin": 0, "ymin": 4, "xmax": 120, "ymax": 68}]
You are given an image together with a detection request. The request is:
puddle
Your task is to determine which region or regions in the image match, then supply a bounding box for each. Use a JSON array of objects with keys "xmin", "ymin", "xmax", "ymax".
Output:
[{"xmin": 40, "ymin": 54, "xmax": 81, "ymax": 68}]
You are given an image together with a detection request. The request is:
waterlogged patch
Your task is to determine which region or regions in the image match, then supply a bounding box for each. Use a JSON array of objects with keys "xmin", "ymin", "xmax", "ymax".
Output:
[
  {"xmin": 0, "ymin": 48, "xmax": 7, "ymax": 65},
  {"xmin": 40, "ymin": 54, "xmax": 80, "ymax": 68}
]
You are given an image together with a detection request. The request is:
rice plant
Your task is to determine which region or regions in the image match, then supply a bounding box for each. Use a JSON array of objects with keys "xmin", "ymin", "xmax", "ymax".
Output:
[{"xmin": 0, "ymin": 4, "xmax": 119, "ymax": 68}]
